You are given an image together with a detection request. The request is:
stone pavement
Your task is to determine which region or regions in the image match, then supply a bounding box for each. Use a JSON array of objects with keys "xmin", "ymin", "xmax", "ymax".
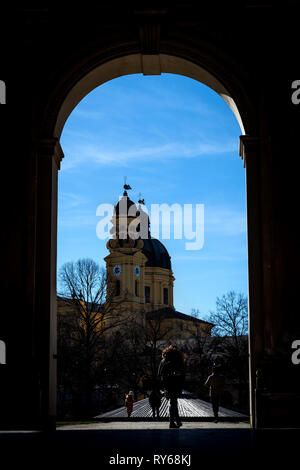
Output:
[
  {"xmin": 57, "ymin": 420, "xmax": 250, "ymax": 430},
  {"xmin": 95, "ymin": 396, "xmax": 246, "ymax": 419}
]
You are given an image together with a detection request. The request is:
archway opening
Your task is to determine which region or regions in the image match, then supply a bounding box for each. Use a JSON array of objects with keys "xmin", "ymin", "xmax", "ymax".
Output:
[
  {"xmin": 55, "ymin": 59, "xmax": 250, "ymax": 427},
  {"xmin": 54, "ymin": 54, "xmax": 247, "ymax": 139}
]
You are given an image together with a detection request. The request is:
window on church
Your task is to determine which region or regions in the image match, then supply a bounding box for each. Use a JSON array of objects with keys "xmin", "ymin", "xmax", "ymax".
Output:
[
  {"xmin": 135, "ymin": 280, "xmax": 139, "ymax": 296},
  {"xmin": 163, "ymin": 287, "xmax": 168, "ymax": 305},
  {"xmin": 115, "ymin": 280, "xmax": 120, "ymax": 296},
  {"xmin": 145, "ymin": 286, "xmax": 150, "ymax": 303}
]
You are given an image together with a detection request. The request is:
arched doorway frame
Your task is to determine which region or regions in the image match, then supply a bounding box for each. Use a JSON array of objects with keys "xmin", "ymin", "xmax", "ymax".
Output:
[{"xmin": 36, "ymin": 48, "xmax": 263, "ymax": 429}]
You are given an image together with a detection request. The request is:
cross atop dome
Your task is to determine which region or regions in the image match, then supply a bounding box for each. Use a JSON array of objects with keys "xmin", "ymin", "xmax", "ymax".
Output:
[
  {"xmin": 123, "ymin": 176, "xmax": 132, "ymax": 196},
  {"xmin": 138, "ymin": 192, "xmax": 145, "ymax": 206}
]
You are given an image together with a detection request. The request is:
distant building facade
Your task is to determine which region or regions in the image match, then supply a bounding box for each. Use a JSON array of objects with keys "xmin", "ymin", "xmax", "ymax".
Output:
[
  {"xmin": 104, "ymin": 184, "xmax": 213, "ymax": 340},
  {"xmin": 58, "ymin": 184, "xmax": 212, "ymax": 341}
]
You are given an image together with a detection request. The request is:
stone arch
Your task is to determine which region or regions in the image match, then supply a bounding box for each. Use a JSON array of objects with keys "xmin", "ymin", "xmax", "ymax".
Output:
[
  {"xmin": 42, "ymin": 49, "xmax": 256, "ymax": 141},
  {"xmin": 37, "ymin": 47, "xmax": 261, "ymax": 429},
  {"xmin": 52, "ymin": 54, "xmax": 248, "ymax": 139}
]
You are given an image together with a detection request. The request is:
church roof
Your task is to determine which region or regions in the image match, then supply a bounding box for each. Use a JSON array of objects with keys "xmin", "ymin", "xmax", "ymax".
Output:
[
  {"xmin": 142, "ymin": 238, "xmax": 172, "ymax": 270},
  {"xmin": 57, "ymin": 296, "xmax": 105, "ymax": 312},
  {"xmin": 146, "ymin": 307, "xmax": 214, "ymax": 326}
]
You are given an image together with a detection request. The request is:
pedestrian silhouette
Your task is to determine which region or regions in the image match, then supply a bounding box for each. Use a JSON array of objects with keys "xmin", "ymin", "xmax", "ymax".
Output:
[
  {"xmin": 158, "ymin": 345, "xmax": 185, "ymax": 428},
  {"xmin": 205, "ymin": 366, "xmax": 224, "ymax": 422},
  {"xmin": 149, "ymin": 386, "xmax": 162, "ymax": 420},
  {"xmin": 125, "ymin": 390, "xmax": 134, "ymax": 418}
]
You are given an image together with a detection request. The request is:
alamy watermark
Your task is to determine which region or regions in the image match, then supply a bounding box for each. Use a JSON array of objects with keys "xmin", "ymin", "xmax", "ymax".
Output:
[
  {"xmin": 0, "ymin": 340, "xmax": 6, "ymax": 365},
  {"xmin": 291, "ymin": 80, "xmax": 300, "ymax": 104},
  {"xmin": 291, "ymin": 340, "xmax": 300, "ymax": 365},
  {"xmin": 96, "ymin": 199, "xmax": 204, "ymax": 251},
  {"xmin": 0, "ymin": 80, "xmax": 6, "ymax": 104}
]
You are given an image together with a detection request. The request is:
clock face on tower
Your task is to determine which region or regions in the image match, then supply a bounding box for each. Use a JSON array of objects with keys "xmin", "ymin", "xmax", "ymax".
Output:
[
  {"xmin": 113, "ymin": 265, "xmax": 122, "ymax": 276},
  {"xmin": 134, "ymin": 265, "xmax": 140, "ymax": 277}
]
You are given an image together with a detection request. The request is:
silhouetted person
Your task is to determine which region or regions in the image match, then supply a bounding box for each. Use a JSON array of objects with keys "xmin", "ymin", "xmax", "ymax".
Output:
[
  {"xmin": 205, "ymin": 366, "xmax": 224, "ymax": 422},
  {"xmin": 125, "ymin": 390, "xmax": 134, "ymax": 418},
  {"xmin": 149, "ymin": 387, "xmax": 162, "ymax": 419},
  {"xmin": 158, "ymin": 345, "xmax": 185, "ymax": 428}
]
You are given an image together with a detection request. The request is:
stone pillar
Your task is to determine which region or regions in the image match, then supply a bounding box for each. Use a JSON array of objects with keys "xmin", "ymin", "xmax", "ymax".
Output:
[
  {"xmin": 239, "ymin": 135, "xmax": 264, "ymax": 428},
  {"xmin": 35, "ymin": 138, "xmax": 64, "ymax": 429}
]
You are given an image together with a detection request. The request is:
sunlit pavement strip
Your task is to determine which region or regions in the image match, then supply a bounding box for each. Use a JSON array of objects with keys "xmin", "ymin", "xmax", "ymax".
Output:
[
  {"xmin": 57, "ymin": 395, "xmax": 249, "ymax": 430},
  {"xmin": 57, "ymin": 421, "xmax": 250, "ymax": 430},
  {"xmin": 94, "ymin": 395, "xmax": 247, "ymax": 419}
]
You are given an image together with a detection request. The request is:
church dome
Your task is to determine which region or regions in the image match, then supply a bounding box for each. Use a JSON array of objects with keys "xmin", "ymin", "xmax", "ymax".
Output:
[
  {"xmin": 111, "ymin": 184, "xmax": 171, "ymax": 270},
  {"xmin": 142, "ymin": 238, "xmax": 171, "ymax": 270},
  {"xmin": 114, "ymin": 192, "xmax": 136, "ymax": 216}
]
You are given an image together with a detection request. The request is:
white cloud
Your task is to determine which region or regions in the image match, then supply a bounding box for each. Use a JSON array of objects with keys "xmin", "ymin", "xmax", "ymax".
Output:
[
  {"xmin": 58, "ymin": 194, "xmax": 95, "ymax": 228},
  {"xmin": 204, "ymin": 206, "xmax": 247, "ymax": 236},
  {"xmin": 172, "ymin": 253, "xmax": 246, "ymax": 262},
  {"xmin": 60, "ymin": 139, "xmax": 237, "ymax": 170},
  {"xmin": 59, "ymin": 192, "xmax": 87, "ymax": 208},
  {"xmin": 58, "ymin": 210, "xmax": 97, "ymax": 228},
  {"xmin": 71, "ymin": 109, "xmax": 105, "ymax": 119}
]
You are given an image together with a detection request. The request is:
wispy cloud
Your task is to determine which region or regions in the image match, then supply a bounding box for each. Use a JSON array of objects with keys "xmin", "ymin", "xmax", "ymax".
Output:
[
  {"xmin": 85, "ymin": 79, "xmax": 223, "ymax": 119},
  {"xmin": 59, "ymin": 192, "xmax": 87, "ymax": 208},
  {"xmin": 149, "ymin": 204, "xmax": 246, "ymax": 238},
  {"xmin": 58, "ymin": 210, "xmax": 97, "ymax": 228},
  {"xmin": 60, "ymin": 139, "xmax": 237, "ymax": 170},
  {"xmin": 173, "ymin": 253, "xmax": 247, "ymax": 262},
  {"xmin": 205, "ymin": 206, "xmax": 247, "ymax": 236},
  {"xmin": 58, "ymin": 193, "xmax": 95, "ymax": 228},
  {"xmin": 62, "ymin": 129, "xmax": 96, "ymax": 140},
  {"xmin": 71, "ymin": 109, "xmax": 105, "ymax": 120}
]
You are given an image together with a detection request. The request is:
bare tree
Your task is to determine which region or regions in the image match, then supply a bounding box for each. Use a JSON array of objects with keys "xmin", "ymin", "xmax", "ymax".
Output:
[
  {"xmin": 57, "ymin": 258, "xmax": 128, "ymax": 416},
  {"xmin": 208, "ymin": 291, "xmax": 249, "ymax": 410},
  {"xmin": 118, "ymin": 317, "xmax": 147, "ymax": 399},
  {"xmin": 209, "ymin": 291, "xmax": 248, "ymax": 338},
  {"xmin": 181, "ymin": 309, "xmax": 217, "ymax": 396},
  {"xmin": 145, "ymin": 309, "xmax": 173, "ymax": 385}
]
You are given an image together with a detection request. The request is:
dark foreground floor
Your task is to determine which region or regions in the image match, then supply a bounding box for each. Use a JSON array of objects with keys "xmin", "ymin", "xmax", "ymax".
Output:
[{"xmin": 0, "ymin": 427, "xmax": 299, "ymax": 468}]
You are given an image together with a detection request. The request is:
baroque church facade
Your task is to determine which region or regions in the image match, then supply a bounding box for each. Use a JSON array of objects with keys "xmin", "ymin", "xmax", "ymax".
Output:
[
  {"xmin": 57, "ymin": 184, "xmax": 212, "ymax": 347},
  {"xmin": 105, "ymin": 184, "xmax": 212, "ymax": 340}
]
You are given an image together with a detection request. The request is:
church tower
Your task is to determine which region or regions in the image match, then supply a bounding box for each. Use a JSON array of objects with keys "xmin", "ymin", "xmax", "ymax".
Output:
[{"xmin": 104, "ymin": 183, "xmax": 175, "ymax": 325}]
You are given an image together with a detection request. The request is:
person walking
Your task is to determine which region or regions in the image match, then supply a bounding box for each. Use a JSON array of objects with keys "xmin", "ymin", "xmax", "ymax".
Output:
[
  {"xmin": 125, "ymin": 390, "xmax": 134, "ymax": 418},
  {"xmin": 205, "ymin": 366, "xmax": 224, "ymax": 422},
  {"xmin": 158, "ymin": 345, "xmax": 185, "ymax": 428},
  {"xmin": 149, "ymin": 386, "xmax": 162, "ymax": 420}
]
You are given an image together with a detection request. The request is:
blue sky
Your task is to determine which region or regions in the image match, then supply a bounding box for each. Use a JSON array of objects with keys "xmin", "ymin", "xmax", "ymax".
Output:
[{"xmin": 58, "ymin": 73, "xmax": 247, "ymax": 319}]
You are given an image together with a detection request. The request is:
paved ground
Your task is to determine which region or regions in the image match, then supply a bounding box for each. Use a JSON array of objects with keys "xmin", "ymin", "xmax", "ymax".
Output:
[
  {"xmin": 57, "ymin": 420, "xmax": 250, "ymax": 430},
  {"xmin": 95, "ymin": 396, "xmax": 246, "ymax": 419}
]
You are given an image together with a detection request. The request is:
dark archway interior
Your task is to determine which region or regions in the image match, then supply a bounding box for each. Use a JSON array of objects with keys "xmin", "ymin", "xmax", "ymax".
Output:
[{"xmin": 1, "ymin": 4, "xmax": 299, "ymax": 434}]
